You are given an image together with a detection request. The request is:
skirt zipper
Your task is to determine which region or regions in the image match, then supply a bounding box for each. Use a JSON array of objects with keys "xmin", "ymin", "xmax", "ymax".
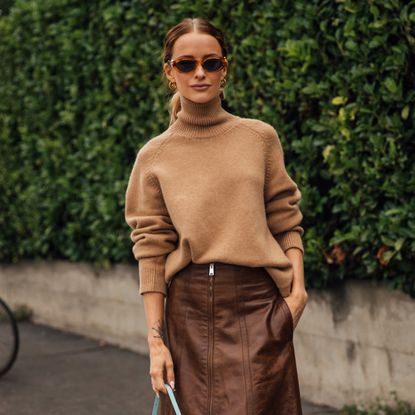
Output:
[{"xmin": 208, "ymin": 262, "xmax": 215, "ymax": 415}]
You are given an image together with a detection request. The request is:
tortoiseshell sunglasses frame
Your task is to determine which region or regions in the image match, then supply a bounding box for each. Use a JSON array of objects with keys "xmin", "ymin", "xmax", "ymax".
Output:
[{"xmin": 167, "ymin": 56, "xmax": 228, "ymax": 73}]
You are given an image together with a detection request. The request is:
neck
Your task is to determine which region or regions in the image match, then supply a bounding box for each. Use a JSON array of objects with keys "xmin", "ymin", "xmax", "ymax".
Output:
[{"xmin": 168, "ymin": 94, "xmax": 238, "ymax": 138}]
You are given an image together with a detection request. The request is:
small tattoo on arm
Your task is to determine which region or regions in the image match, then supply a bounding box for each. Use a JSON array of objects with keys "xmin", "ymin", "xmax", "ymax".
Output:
[{"xmin": 151, "ymin": 319, "xmax": 166, "ymax": 342}]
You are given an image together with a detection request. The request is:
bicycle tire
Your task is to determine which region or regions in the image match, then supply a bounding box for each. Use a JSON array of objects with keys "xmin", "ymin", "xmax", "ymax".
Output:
[{"xmin": 0, "ymin": 297, "xmax": 20, "ymax": 377}]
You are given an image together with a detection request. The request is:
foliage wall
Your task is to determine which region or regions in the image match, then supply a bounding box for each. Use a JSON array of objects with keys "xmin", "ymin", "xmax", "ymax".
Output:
[{"xmin": 0, "ymin": 0, "xmax": 414, "ymax": 297}]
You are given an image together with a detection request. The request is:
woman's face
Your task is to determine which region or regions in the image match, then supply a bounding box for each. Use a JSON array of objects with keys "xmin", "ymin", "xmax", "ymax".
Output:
[{"xmin": 164, "ymin": 32, "xmax": 227, "ymax": 104}]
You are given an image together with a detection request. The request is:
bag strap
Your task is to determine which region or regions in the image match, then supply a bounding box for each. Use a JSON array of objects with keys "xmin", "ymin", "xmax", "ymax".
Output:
[{"xmin": 151, "ymin": 383, "xmax": 182, "ymax": 415}]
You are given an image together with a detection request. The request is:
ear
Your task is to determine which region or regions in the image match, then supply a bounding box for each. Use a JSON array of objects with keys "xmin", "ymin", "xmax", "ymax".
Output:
[
  {"xmin": 222, "ymin": 63, "xmax": 228, "ymax": 80},
  {"xmin": 164, "ymin": 62, "xmax": 175, "ymax": 83}
]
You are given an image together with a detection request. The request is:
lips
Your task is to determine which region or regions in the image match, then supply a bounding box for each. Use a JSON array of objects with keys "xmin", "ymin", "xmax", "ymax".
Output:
[{"xmin": 191, "ymin": 84, "xmax": 211, "ymax": 90}]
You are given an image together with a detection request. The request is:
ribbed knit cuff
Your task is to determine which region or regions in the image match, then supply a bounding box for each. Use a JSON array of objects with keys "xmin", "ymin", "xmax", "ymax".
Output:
[
  {"xmin": 275, "ymin": 230, "xmax": 304, "ymax": 256},
  {"xmin": 138, "ymin": 257, "xmax": 167, "ymax": 297}
]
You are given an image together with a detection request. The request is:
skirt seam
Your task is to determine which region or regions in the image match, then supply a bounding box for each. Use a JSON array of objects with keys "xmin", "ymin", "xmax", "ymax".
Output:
[
  {"xmin": 242, "ymin": 302, "xmax": 255, "ymax": 415},
  {"xmin": 234, "ymin": 270, "xmax": 255, "ymax": 415}
]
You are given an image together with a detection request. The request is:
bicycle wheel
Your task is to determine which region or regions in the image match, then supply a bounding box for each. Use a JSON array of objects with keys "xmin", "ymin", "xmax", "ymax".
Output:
[{"xmin": 0, "ymin": 297, "xmax": 19, "ymax": 377}]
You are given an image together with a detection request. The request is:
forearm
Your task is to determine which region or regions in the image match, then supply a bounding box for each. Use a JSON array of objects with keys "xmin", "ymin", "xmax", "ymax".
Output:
[
  {"xmin": 286, "ymin": 247, "xmax": 307, "ymax": 299},
  {"xmin": 143, "ymin": 292, "xmax": 167, "ymax": 347}
]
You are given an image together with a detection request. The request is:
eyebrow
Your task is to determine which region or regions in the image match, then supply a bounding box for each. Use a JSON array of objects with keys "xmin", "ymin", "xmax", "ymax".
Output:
[{"xmin": 175, "ymin": 53, "xmax": 220, "ymax": 59}]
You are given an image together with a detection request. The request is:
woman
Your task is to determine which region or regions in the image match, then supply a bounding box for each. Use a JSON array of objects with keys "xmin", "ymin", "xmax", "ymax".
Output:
[{"xmin": 125, "ymin": 17, "xmax": 308, "ymax": 415}]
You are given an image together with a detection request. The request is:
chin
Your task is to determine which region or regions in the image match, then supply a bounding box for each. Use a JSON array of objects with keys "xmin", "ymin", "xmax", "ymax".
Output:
[{"xmin": 187, "ymin": 91, "xmax": 217, "ymax": 103}]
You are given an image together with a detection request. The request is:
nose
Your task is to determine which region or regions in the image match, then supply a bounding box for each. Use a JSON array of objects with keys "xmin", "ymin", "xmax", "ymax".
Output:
[{"xmin": 194, "ymin": 62, "xmax": 206, "ymax": 78}]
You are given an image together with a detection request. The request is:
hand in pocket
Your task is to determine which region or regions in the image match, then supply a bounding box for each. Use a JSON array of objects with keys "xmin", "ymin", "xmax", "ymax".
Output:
[{"xmin": 282, "ymin": 293, "xmax": 308, "ymax": 330}]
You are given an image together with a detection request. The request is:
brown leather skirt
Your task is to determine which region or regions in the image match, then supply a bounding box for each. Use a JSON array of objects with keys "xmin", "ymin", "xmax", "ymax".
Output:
[{"xmin": 158, "ymin": 262, "xmax": 303, "ymax": 415}]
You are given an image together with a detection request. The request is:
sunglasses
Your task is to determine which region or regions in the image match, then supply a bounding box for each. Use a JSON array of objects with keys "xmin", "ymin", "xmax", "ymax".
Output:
[{"xmin": 167, "ymin": 56, "xmax": 228, "ymax": 73}]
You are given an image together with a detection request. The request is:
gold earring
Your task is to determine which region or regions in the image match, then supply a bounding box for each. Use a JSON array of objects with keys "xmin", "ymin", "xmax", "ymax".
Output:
[
  {"xmin": 169, "ymin": 81, "xmax": 177, "ymax": 91},
  {"xmin": 220, "ymin": 78, "xmax": 227, "ymax": 88}
]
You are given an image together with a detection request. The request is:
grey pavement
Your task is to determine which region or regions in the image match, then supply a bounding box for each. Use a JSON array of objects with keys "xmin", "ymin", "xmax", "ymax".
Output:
[{"xmin": 0, "ymin": 321, "xmax": 339, "ymax": 415}]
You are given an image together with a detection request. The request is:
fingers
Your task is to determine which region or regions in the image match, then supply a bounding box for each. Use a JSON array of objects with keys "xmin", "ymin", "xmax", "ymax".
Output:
[
  {"xmin": 150, "ymin": 367, "xmax": 167, "ymax": 396},
  {"xmin": 165, "ymin": 355, "xmax": 176, "ymax": 392},
  {"xmin": 150, "ymin": 357, "xmax": 175, "ymax": 396}
]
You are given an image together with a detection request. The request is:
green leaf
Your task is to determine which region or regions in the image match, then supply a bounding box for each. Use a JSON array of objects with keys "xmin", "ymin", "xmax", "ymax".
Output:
[
  {"xmin": 332, "ymin": 96, "xmax": 348, "ymax": 105},
  {"xmin": 401, "ymin": 105, "xmax": 410, "ymax": 120},
  {"xmin": 384, "ymin": 78, "xmax": 398, "ymax": 93}
]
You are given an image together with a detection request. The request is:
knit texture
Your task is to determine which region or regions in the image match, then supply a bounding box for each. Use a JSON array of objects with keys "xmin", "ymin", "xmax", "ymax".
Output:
[{"xmin": 125, "ymin": 94, "xmax": 304, "ymax": 297}]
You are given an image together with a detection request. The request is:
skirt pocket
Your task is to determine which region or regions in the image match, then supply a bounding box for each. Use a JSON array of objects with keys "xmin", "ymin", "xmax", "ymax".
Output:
[{"xmin": 281, "ymin": 296, "xmax": 294, "ymax": 338}]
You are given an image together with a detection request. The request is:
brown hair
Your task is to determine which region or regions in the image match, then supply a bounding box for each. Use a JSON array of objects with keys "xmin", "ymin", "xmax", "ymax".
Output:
[{"xmin": 161, "ymin": 18, "xmax": 229, "ymax": 126}]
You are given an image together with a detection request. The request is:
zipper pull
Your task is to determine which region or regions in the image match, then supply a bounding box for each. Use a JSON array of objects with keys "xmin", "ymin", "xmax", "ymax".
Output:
[{"xmin": 209, "ymin": 262, "xmax": 215, "ymax": 276}]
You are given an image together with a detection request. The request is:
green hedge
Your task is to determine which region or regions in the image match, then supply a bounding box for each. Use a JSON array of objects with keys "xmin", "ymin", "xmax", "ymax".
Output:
[{"xmin": 0, "ymin": 0, "xmax": 414, "ymax": 297}]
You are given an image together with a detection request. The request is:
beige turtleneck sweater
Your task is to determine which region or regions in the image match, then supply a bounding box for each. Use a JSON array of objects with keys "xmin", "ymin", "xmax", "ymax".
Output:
[{"xmin": 125, "ymin": 94, "xmax": 304, "ymax": 298}]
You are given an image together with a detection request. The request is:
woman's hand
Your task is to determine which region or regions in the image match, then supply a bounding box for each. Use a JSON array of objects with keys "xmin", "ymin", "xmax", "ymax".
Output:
[
  {"xmin": 148, "ymin": 337, "xmax": 176, "ymax": 397},
  {"xmin": 283, "ymin": 291, "xmax": 308, "ymax": 329},
  {"xmin": 284, "ymin": 247, "xmax": 307, "ymax": 330}
]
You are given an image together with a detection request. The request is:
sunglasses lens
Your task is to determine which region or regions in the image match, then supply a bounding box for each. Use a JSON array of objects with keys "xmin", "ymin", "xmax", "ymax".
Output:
[
  {"xmin": 203, "ymin": 58, "xmax": 224, "ymax": 72},
  {"xmin": 175, "ymin": 60, "xmax": 196, "ymax": 72},
  {"xmin": 173, "ymin": 58, "xmax": 225, "ymax": 72}
]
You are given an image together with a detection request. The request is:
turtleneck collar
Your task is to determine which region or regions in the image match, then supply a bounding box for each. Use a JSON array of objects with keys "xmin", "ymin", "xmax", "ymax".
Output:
[{"xmin": 168, "ymin": 93, "xmax": 239, "ymax": 138}]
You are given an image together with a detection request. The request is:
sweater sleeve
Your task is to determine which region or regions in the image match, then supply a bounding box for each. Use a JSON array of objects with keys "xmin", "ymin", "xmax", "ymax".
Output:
[
  {"xmin": 124, "ymin": 144, "xmax": 178, "ymax": 296},
  {"xmin": 264, "ymin": 126, "xmax": 304, "ymax": 256}
]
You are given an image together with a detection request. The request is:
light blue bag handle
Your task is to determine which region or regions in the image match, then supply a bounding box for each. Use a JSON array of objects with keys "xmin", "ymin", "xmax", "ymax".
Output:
[{"xmin": 151, "ymin": 383, "xmax": 182, "ymax": 415}]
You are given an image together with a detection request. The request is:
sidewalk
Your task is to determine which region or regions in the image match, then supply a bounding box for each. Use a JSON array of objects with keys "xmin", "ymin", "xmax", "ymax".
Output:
[{"xmin": 0, "ymin": 321, "xmax": 339, "ymax": 414}]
